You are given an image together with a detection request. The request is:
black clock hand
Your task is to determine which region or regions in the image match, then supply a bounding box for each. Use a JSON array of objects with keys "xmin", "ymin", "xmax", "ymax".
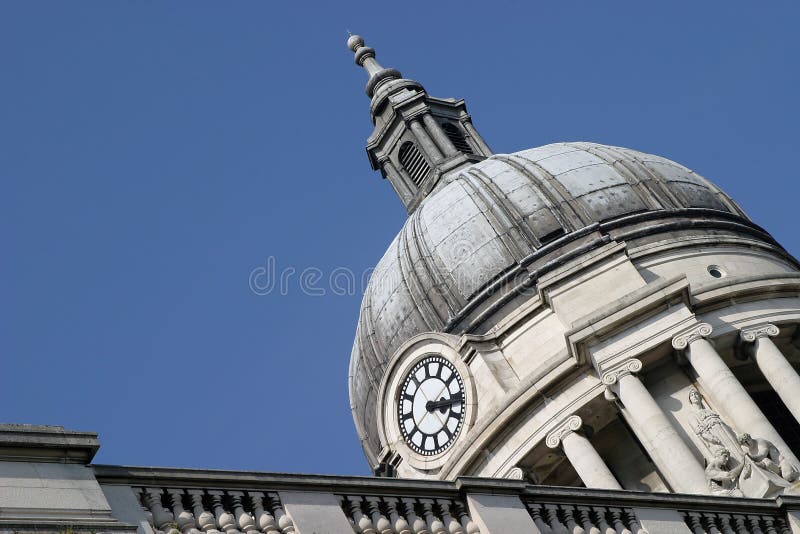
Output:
[{"xmin": 425, "ymin": 393, "xmax": 463, "ymax": 412}]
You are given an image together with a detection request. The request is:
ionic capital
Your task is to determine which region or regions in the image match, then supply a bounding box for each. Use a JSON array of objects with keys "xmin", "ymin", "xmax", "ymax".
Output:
[
  {"xmin": 740, "ymin": 323, "xmax": 779, "ymax": 343},
  {"xmin": 545, "ymin": 415, "xmax": 583, "ymax": 449},
  {"xmin": 504, "ymin": 466, "xmax": 525, "ymax": 480},
  {"xmin": 671, "ymin": 323, "xmax": 713, "ymax": 350},
  {"xmin": 600, "ymin": 358, "xmax": 642, "ymax": 387}
]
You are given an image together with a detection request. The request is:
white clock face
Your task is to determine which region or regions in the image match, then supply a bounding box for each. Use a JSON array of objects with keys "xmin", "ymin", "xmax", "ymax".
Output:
[{"xmin": 397, "ymin": 355, "xmax": 465, "ymax": 456}]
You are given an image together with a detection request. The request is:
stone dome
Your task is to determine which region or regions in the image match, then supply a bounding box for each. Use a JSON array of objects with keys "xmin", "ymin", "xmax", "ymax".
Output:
[{"xmin": 350, "ymin": 141, "xmax": 749, "ymax": 463}]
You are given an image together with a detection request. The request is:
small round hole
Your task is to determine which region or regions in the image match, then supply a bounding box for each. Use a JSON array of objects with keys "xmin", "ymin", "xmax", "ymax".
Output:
[{"xmin": 707, "ymin": 265, "xmax": 725, "ymax": 278}]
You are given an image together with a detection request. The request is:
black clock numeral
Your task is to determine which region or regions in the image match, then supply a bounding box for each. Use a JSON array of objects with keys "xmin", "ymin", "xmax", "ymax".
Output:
[
  {"xmin": 403, "ymin": 392, "xmax": 414, "ymax": 402},
  {"xmin": 402, "ymin": 411, "xmax": 414, "ymax": 421}
]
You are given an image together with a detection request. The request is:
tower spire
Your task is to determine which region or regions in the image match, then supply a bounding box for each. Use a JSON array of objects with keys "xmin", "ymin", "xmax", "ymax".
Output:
[
  {"xmin": 347, "ymin": 35, "xmax": 493, "ymax": 214},
  {"xmin": 347, "ymin": 34, "xmax": 401, "ymax": 97}
]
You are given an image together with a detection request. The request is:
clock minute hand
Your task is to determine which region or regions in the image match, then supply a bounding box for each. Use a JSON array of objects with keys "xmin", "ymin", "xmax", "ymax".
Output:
[{"xmin": 425, "ymin": 393, "xmax": 463, "ymax": 412}]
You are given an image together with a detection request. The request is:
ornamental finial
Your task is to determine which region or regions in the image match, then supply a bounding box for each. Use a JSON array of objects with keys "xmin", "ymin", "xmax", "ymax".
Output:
[{"xmin": 346, "ymin": 34, "xmax": 401, "ymax": 97}]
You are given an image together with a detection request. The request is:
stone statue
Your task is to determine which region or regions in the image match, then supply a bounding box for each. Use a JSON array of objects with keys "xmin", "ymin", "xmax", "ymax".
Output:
[
  {"xmin": 738, "ymin": 433, "xmax": 799, "ymax": 483},
  {"xmin": 705, "ymin": 448, "xmax": 745, "ymax": 497},
  {"xmin": 688, "ymin": 388, "xmax": 740, "ymax": 455}
]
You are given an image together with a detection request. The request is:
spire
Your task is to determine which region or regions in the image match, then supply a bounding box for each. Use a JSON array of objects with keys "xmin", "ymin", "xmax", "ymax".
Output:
[
  {"xmin": 347, "ymin": 34, "xmax": 402, "ymax": 97},
  {"xmin": 347, "ymin": 35, "xmax": 493, "ymax": 214}
]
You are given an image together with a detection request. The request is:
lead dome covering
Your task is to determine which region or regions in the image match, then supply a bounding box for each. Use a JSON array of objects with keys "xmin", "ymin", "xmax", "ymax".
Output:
[{"xmin": 350, "ymin": 141, "xmax": 748, "ymax": 462}]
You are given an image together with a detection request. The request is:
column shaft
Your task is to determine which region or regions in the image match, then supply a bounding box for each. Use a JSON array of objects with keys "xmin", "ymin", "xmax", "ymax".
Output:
[
  {"xmin": 753, "ymin": 336, "xmax": 800, "ymax": 425},
  {"xmin": 409, "ymin": 120, "xmax": 443, "ymax": 162},
  {"xmin": 463, "ymin": 121, "xmax": 493, "ymax": 155},
  {"xmin": 686, "ymin": 338, "xmax": 799, "ymax": 465},
  {"xmin": 422, "ymin": 114, "xmax": 459, "ymax": 157},
  {"xmin": 617, "ymin": 373, "xmax": 708, "ymax": 494},
  {"xmin": 561, "ymin": 431, "xmax": 622, "ymax": 490}
]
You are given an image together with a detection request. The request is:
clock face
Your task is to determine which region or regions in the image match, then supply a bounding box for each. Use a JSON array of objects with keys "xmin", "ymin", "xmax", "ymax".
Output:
[{"xmin": 397, "ymin": 355, "xmax": 465, "ymax": 456}]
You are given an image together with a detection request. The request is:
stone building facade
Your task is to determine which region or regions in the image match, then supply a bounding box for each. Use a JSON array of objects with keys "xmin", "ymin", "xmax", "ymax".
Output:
[{"xmin": 3, "ymin": 36, "xmax": 800, "ymax": 533}]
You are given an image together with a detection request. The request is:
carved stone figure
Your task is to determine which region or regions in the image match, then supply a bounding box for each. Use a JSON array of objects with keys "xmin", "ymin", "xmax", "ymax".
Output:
[
  {"xmin": 705, "ymin": 448, "xmax": 745, "ymax": 497},
  {"xmin": 688, "ymin": 389, "xmax": 741, "ymax": 456},
  {"xmin": 738, "ymin": 433, "xmax": 799, "ymax": 483}
]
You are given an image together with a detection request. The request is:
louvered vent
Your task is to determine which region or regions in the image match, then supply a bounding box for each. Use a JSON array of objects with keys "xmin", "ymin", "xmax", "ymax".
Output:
[
  {"xmin": 442, "ymin": 123, "xmax": 473, "ymax": 154},
  {"xmin": 399, "ymin": 142, "xmax": 431, "ymax": 187}
]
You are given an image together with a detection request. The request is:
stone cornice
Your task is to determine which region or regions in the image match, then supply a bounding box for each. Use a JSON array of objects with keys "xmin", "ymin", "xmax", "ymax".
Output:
[
  {"xmin": 600, "ymin": 358, "xmax": 642, "ymax": 386},
  {"xmin": 740, "ymin": 323, "xmax": 779, "ymax": 343},
  {"xmin": 671, "ymin": 323, "xmax": 713, "ymax": 351},
  {"xmin": 545, "ymin": 415, "xmax": 583, "ymax": 449}
]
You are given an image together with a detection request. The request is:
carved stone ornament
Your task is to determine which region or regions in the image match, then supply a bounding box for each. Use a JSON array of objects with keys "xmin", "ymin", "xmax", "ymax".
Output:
[
  {"xmin": 545, "ymin": 415, "xmax": 583, "ymax": 449},
  {"xmin": 504, "ymin": 466, "xmax": 525, "ymax": 480},
  {"xmin": 671, "ymin": 323, "xmax": 713, "ymax": 351},
  {"xmin": 600, "ymin": 359, "xmax": 642, "ymax": 386},
  {"xmin": 740, "ymin": 324, "xmax": 780, "ymax": 343}
]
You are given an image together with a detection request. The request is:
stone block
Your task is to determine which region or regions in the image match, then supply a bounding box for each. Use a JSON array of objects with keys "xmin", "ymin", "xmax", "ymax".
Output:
[
  {"xmin": 466, "ymin": 493, "xmax": 542, "ymax": 534},
  {"xmin": 635, "ymin": 507, "xmax": 693, "ymax": 534},
  {"xmin": 279, "ymin": 491, "xmax": 353, "ymax": 534}
]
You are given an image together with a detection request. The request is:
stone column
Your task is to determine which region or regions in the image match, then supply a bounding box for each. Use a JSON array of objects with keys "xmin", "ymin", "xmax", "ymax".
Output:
[
  {"xmin": 463, "ymin": 121, "xmax": 493, "ymax": 155},
  {"xmin": 409, "ymin": 119, "xmax": 444, "ymax": 162},
  {"xmin": 381, "ymin": 159, "xmax": 415, "ymax": 202},
  {"xmin": 673, "ymin": 323, "xmax": 799, "ymax": 465},
  {"xmin": 545, "ymin": 415, "xmax": 622, "ymax": 490},
  {"xmin": 741, "ymin": 324, "xmax": 800, "ymax": 425},
  {"xmin": 603, "ymin": 359, "xmax": 708, "ymax": 494},
  {"xmin": 422, "ymin": 113, "xmax": 459, "ymax": 157}
]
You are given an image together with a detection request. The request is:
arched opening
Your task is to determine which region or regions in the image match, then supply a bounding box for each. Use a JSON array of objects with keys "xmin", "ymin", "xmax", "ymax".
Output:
[{"xmin": 399, "ymin": 142, "xmax": 431, "ymax": 187}]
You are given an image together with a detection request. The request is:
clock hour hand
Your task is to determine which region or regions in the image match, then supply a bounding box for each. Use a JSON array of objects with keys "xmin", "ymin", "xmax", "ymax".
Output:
[{"xmin": 425, "ymin": 393, "xmax": 463, "ymax": 413}]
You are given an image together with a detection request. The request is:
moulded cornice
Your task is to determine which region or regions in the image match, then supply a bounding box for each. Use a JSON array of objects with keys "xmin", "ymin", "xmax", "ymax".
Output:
[{"xmin": 566, "ymin": 275, "xmax": 692, "ymax": 366}]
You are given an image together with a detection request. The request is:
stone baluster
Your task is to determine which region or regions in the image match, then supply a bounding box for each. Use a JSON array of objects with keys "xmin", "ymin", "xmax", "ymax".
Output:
[
  {"xmin": 576, "ymin": 506, "xmax": 600, "ymax": 534},
  {"xmin": 761, "ymin": 517, "xmax": 779, "ymax": 534},
  {"xmin": 528, "ymin": 505, "xmax": 553, "ymax": 534},
  {"xmin": 138, "ymin": 489, "xmax": 156, "ymax": 531},
  {"xmin": 403, "ymin": 499, "xmax": 430, "ymax": 534},
  {"xmin": 347, "ymin": 497, "xmax": 376, "ymax": 534},
  {"xmin": 452, "ymin": 502, "xmax": 479, "ymax": 534},
  {"xmin": 420, "ymin": 499, "xmax": 447, "ymax": 534},
  {"xmin": 740, "ymin": 324, "xmax": 800, "ymax": 425},
  {"xmin": 591, "ymin": 509, "xmax": 614, "ymax": 534},
  {"xmin": 546, "ymin": 415, "xmax": 622, "ymax": 490},
  {"xmin": 746, "ymin": 515, "xmax": 765, "ymax": 534},
  {"xmin": 421, "ymin": 114, "xmax": 459, "ymax": 157},
  {"xmin": 607, "ymin": 508, "xmax": 631, "ymax": 534},
  {"xmin": 436, "ymin": 500, "xmax": 464, "ymax": 534},
  {"xmin": 622, "ymin": 510, "xmax": 646, "ymax": 534},
  {"xmin": 167, "ymin": 489, "xmax": 199, "ymax": 534},
  {"xmin": 365, "ymin": 497, "xmax": 392, "ymax": 534},
  {"xmin": 188, "ymin": 490, "xmax": 219, "ymax": 534},
  {"xmin": 702, "ymin": 515, "xmax": 722, "ymax": 534},
  {"xmin": 146, "ymin": 488, "xmax": 176, "ymax": 533},
  {"xmin": 409, "ymin": 120, "xmax": 444, "ymax": 163},
  {"xmin": 385, "ymin": 497, "xmax": 412, "ymax": 534},
  {"xmin": 673, "ymin": 323, "xmax": 799, "ymax": 466},
  {"xmin": 603, "ymin": 358, "xmax": 708, "ymax": 494},
  {"xmin": 208, "ymin": 491, "xmax": 238, "ymax": 534},
  {"xmin": 544, "ymin": 504, "xmax": 568, "ymax": 534},
  {"xmin": 266, "ymin": 494, "xmax": 294, "ymax": 534},
  {"xmin": 717, "ymin": 514, "xmax": 736, "ymax": 534},
  {"xmin": 685, "ymin": 512, "xmax": 704, "ymax": 534},
  {"xmin": 228, "ymin": 492, "xmax": 256, "ymax": 534},
  {"xmin": 247, "ymin": 492, "xmax": 279, "ymax": 534},
  {"xmin": 559, "ymin": 506, "xmax": 583, "ymax": 534},
  {"xmin": 731, "ymin": 515, "xmax": 748, "ymax": 534}
]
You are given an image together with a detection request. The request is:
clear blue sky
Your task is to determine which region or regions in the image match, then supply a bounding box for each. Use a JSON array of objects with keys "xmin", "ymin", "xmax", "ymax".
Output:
[{"xmin": 1, "ymin": 2, "xmax": 798, "ymax": 475}]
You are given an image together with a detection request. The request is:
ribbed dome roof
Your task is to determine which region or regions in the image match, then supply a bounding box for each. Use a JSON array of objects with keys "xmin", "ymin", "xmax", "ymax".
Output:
[{"xmin": 350, "ymin": 141, "xmax": 748, "ymax": 463}]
